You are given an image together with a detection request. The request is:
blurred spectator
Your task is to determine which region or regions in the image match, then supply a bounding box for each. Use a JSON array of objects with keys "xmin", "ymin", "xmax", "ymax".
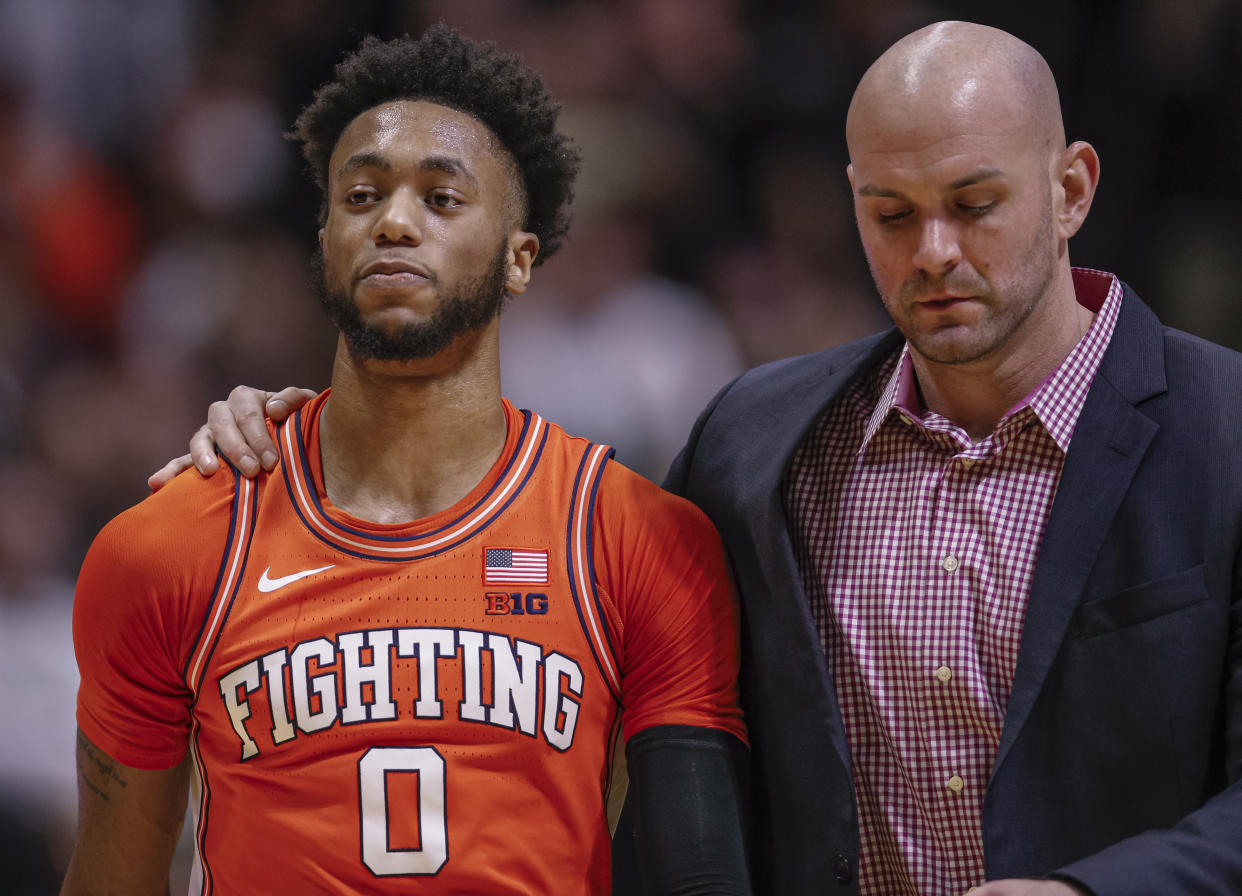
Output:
[
  {"xmin": 708, "ymin": 131, "xmax": 888, "ymax": 365},
  {"xmin": 502, "ymin": 199, "xmax": 745, "ymax": 477},
  {"xmin": 0, "ymin": 459, "xmax": 78, "ymax": 892},
  {"xmin": 0, "ymin": 0, "xmax": 198, "ymax": 152}
]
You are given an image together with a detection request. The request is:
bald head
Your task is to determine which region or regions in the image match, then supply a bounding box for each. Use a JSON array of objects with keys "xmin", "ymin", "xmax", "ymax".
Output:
[
  {"xmin": 847, "ymin": 22, "xmax": 1065, "ymax": 161},
  {"xmin": 843, "ymin": 20, "xmax": 1102, "ymax": 395}
]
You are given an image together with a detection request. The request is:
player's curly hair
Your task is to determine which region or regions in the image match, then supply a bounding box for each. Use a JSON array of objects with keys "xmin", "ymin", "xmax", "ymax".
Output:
[{"xmin": 292, "ymin": 24, "xmax": 579, "ymax": 263}]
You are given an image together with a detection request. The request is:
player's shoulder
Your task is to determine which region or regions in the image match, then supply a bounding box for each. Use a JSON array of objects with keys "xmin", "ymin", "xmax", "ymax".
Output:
[
  {"xmin": 525, "ymin": 408, "xmax": 716, "ymax": 534},
  {"xmin": 76, "ymin": 464, "xmax": 252, "ymax": 648},
  {"xmin": 596, "ymin": 457, "xmax": 716, "ymax": 536},
  {"xmin": 88, "ymin": 464, "xmax": 244, "ymax": 572}
]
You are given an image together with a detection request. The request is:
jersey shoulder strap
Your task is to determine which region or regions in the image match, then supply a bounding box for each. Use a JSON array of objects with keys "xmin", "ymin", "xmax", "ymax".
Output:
[
  {"xmin": 565, "ymin": 441, "xmax": 620, "ymax": 701},
  {"xmin": 184, "ymin": 466, "xmax": 260, "ymax": 697}
]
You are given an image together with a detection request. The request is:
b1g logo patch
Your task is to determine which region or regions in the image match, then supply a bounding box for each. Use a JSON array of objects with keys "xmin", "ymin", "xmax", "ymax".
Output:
[{"xmin": 485, "ymin": 592, "xmax": 549, "ymax": 615}]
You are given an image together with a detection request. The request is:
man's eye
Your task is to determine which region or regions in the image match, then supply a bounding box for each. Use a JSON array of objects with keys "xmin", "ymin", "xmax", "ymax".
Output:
[
  {"xmin": 958, "ymin": 201, "xmax": 995, "ymax": 216},
  {"xmin": 428, "ymin": 191, "xmax": 460, "ymax": 209},
  {"xmin": 877, "ymin": 210, "xmax": 911, "ymax": 224},
  {"xmin": 346, "ymin": 190, "xmax": 374, "ymax": 205}
]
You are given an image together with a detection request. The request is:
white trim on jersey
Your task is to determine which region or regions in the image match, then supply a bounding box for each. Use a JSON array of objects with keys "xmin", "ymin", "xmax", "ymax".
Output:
[
  {"xmin": 570, "ymin": 443, "xmax": 620, "ymax": 695},
  {"xmin": 187, "ymin": 476, "xmax": 255, "ymax": 694},
  {"xmin": 281, "ymin": 412, "xmax": 548, "ymax": 557}
]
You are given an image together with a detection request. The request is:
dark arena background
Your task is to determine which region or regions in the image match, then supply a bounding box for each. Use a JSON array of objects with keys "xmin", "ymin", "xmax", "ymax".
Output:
[{"xmin": 1, "ymin": 0, "xmax": 1238, "ymax": 890}]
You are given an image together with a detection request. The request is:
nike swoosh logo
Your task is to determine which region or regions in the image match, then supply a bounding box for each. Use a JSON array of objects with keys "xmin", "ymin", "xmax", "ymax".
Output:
[{"xmin": 257, "ymin": 564, "xmax": 335, "ymax": 593}]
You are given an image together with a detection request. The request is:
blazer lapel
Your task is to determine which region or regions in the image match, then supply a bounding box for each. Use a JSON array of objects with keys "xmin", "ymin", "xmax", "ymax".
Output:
[
  {"xmin": 994, "ymin": 287, "xmax": 1168, "ymax": 771},
  {"xmin": 727, "ymin": 331, "xmax": 903, "ymax": 771}
]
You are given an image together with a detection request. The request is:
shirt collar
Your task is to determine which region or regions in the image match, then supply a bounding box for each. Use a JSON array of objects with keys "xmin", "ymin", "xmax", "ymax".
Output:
[{"xmin": 859, "ymin": 268, "xmax": 1124, "ymax": 456}]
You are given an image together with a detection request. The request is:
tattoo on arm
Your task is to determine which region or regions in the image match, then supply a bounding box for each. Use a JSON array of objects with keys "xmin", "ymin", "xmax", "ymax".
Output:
[{"xmin": 77, "ymin": 729, "xmax": 130, "ymax": 802}]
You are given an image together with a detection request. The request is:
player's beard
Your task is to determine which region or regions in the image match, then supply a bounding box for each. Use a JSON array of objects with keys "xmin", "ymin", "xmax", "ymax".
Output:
[{"xmin": 312, "ymin": 240, "xmax": 511, "ymax": 361}]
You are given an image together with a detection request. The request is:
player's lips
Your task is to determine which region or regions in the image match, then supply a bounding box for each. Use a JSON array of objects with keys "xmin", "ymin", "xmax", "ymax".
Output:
[{"xmin": 358, "ymin": 259, "xmax": 432, "ymax": 286}]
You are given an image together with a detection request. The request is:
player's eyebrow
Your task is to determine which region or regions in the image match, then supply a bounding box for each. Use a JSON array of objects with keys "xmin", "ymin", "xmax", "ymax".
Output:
[
  {"xmin": 335, "ymin": 152, "xmax": 479, "ymax": 191},
  {"xmin": 419, "ymin": 155, "xmax": 479, "ymax": 190},
  {"xmin": 337, "ymin": 152, "xmax": 391, "ymax": 178}
]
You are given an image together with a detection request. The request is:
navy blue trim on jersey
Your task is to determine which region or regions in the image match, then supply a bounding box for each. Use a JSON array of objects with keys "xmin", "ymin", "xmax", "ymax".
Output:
[
  {"xmin": 182, "ymin": 463, "xmax": 246, "ymax": 684},
  {"xmin": 285, "ymin": 406, "xmax": 535, "ymax": 541},
  {"xmin": 582, "ymin": 448, "xmax": 618, "ymax": 661},
  {"xmin": 189, "ymin": 721, "xmax": 215, "ymax": 896},
  {"xmin": 184, "ymin": 463, "xmax": 259, "ymax": 896},
  {"xmin": 280, "ymin": 407, "xmax": 551, "ymax": 562},
  {"xmin": 602, "ymin": 704, "xmax": 625, "ymax": 808},
  {"xmin": 565, "ymin": 446, "xmax": 622, "ymax": 703},
  {"xmin": 185, "ymin": 463, "xmax": 257, "ymax": 691}
]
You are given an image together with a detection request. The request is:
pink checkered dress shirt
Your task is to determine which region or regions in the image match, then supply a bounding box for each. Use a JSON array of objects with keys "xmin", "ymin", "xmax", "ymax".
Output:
[{"xmin": 784, "ymin": 269, "xmax": 1123, "ymax": 895}]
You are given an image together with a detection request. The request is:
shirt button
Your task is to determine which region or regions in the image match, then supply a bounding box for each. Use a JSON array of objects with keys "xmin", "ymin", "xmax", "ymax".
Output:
[
  {"xmin": 941, "ymin": 555, "xmax": 960, "ymax": 573},
  {"xmin": 948, "ymin": 775, "xmax": 965, "ymax": 794},
  {"xmin": 935, "ymin": 665, "xmax": 952, "ymax": 683},
  {"xmin": 960, "ymin": 457, "xmax": 975, "ymax": 468}
]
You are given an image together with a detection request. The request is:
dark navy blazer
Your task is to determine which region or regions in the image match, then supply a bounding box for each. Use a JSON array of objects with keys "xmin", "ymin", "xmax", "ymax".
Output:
[{"xmin": 657, "ymin": 283, "xmax": 1242, "ymax": 895}]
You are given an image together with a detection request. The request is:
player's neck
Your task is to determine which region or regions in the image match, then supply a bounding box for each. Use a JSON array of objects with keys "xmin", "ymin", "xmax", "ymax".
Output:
[{"xmin": 318, "ymin": 329, "xmax": 507, "ymax": 524}]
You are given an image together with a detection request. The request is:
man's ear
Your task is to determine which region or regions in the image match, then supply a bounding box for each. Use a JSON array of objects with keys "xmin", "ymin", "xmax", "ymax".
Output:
[
  {"xmin": 318, "ymin": 227, "xmax": 325, "ymax": 251},
  {"xmin": 1054, "ymin": 141, "xmax": 1100, "ymax": 241},
  {"xmin": 505, "ymin": 231, "xmax": 540, "ymax": 295}
]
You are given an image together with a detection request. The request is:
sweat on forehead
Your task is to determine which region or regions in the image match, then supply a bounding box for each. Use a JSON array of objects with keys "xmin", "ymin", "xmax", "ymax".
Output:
[
  {"xmin": 846, "ymin": 21, "xmax": 1065, "ymax": 154},
  {"xmin": 331, "ymin": 100, "xmax": 515, "ymax": 182},
  {"xmin": 328, "ymin": 99, "xmax": 526, "ymax": 231}
]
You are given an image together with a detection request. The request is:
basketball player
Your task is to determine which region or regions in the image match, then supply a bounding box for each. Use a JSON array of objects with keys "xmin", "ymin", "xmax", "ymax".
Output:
[{"xmin": 62, "ymin": 27, "xmax": 749, "ymax": 895}]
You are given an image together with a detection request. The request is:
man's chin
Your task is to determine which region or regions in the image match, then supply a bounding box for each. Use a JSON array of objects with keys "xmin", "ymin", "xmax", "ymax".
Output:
[
  {"xmin": 338, "ymin": 322, "xmax": 448, "ymax": 362},
  {"xmin": 908, "ymin": 328, "xmax": 996, "ymax": 366}
]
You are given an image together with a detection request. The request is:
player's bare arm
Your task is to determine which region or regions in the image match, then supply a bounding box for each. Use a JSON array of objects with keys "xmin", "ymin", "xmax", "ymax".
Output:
[
  {"xmin": 147, "ymin": 385, "xmax": 316, "ymax": 490},
  {"xmin": 60, "ymin": 728, "xmax": 190, "ymax": 896}
]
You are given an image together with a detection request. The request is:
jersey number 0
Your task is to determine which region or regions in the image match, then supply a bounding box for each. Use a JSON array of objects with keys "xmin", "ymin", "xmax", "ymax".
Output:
[{"xmin": 359, "ymin": 746, "xmax": 448, "ymax": 876}]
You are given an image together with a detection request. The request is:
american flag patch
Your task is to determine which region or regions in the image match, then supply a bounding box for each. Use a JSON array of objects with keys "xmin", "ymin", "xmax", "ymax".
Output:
[{"xmin": 484, "ymin": 548, "xmax": 549, "ymax": 584}]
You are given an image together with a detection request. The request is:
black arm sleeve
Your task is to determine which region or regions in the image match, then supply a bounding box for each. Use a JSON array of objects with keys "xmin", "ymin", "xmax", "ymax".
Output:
[{"xmin": 611, "ymin": 724, "xmax": 752, "ymax": 895}]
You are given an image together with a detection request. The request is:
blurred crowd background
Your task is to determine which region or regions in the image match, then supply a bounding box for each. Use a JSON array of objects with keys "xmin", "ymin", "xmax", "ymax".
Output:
[{"xmin": 2, "ymin": 0, "xmax": 1239, "ymax": 889}]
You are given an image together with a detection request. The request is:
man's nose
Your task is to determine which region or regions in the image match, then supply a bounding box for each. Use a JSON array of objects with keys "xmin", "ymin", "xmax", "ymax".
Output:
[
  {"xmin": 911, "ymin": 216, "xmax": 961, "ymax": 274},
  {"xmin": 372, "ymin": 189, "xmax": 422, "ymax": 245}
]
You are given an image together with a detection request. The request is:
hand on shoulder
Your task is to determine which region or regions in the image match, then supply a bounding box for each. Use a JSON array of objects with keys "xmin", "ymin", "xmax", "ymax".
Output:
[{"xmin": 148, "ymin": 386, "xmax": 317, "ymax": 490}]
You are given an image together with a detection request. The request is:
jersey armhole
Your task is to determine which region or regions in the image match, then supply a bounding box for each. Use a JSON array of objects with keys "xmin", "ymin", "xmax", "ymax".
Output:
[
  {"xmin": 565, "ymin": 443, "xmax": 622, "ymax": 701},
  {"xmin": 183, "ymin": 471, "xmax": 261, "ymax": 697}
]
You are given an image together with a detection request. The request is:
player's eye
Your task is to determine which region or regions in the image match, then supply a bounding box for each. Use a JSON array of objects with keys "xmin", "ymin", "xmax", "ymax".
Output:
[{"xmin": 427, "ymin": 190, "xmax": 462, "ymax": 210}]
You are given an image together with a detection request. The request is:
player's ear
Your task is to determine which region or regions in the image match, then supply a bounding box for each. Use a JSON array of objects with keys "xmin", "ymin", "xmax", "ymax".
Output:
[{"xmin": 505, "ymin": 232, "xmax": 540, "ymax": 295}]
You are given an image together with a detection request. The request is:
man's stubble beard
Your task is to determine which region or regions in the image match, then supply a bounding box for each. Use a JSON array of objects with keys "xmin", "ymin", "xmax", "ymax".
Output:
[
  {"xmin": 312, "ymin": 240, "xmax": 511, "ymax": 362},
  {"xmin": 888, "ymin": 199, "xmax": 1057, "ymax": 367}
]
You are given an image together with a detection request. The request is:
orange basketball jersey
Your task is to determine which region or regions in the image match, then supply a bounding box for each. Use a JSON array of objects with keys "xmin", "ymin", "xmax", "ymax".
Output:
[{"xmin": 75, "ymin": 393, "xmax": 743, "ymax": 895}]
